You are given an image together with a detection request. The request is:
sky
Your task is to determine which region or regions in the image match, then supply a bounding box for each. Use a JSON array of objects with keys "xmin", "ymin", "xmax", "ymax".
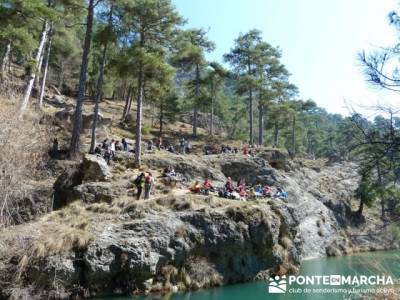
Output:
[{"xmin": 172, "ymin": 0, "xmax": 400, "ymax": 116}]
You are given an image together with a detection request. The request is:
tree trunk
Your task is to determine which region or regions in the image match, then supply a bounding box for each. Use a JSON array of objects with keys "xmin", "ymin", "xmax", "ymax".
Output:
[
  {"xmin": 58, "ymin": 60, "xmax": 64, "ymax": 92},
  {"xmin": 193, "ymin": 63, "xmax": 200, "ymax": 137},
  {"xmin": 126, "ymin": 92, "xmax": 133, "ymax": 118},
  {"xmin": 291, "ymin": 114, "xmax": 296, "ymax": 157},
  {"xmin": 89, "ymin": 44, "xmax": 108, "ymax": 153},
  {"xmin": 39, "ymin": 33, "xmax": 52, "ymax": 108},
  {"xmin": 135, "ymin": 32, "xmax": 145, "ymax": 167},
  {"xmin": 1, "ymin": 40, "xmax": 11, "ymax": 79},
  {"xmin": 122, "ymin": 86, "xmax": 132, "ymax": 120},
  {"xmin": 273, "ymin": 120, "xmax": 279, "ymax": 147},
  {"xmin": 20, "ymin": 21, "xmax": 50, "ymax": 113},
  {"xmin": 135, "ymin": 65, "xmax": 144, "ymax": 166},
  {"xmin": 159, "ymin": 100, "xmax": 164, "ymax": 136},
  {"xmin": 247, "ymin": 59, "xmax": 253, "ymax": 145},
  {"xmin": 89, "ymin": 3, "xmax": 113, "ymax": 154},
  {"xmin": 8, "ymin": 50, "xmax": 12, "ymax": 75},
  {"xmin": 258, "ymin": 104, "xmax": 264, "ymax": 146},
  {"xmin": 210, "ymin": 95, "xmax": 214, "ymax": 136},
  {"xmin": 35, "ymin": 47, "xmax": 45, "ymax": 91},
  {"xmin": 69, "ymin": 0, "xmax": 95, "ymax": 158},
  {"xmin": 377, "ymin": 162, "xmax": 385, "ymax": 219}
]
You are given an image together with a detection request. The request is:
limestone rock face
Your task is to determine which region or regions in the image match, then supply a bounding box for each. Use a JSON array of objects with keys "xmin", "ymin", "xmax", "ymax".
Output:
[
  {"xmin": 5, "ymin": 149, "xmax": 399, "ymax": 299},
  {"xmin": 73, "ymin": 182, "xmax": 125, "ymax": 204},
  {"xmin": 220, "ymin": 156, "xmax": 278, "ymax": 186},
  {"xmin": 53, "ymin": 163, "xmax": 82, "ymax": 209},
  {"xmin": 82, "ymin": 154, "xmax": 112, "ymax": 182},
  {"xmin": 34, "ymin": 199, "xmax": 302, "ymax": 296}
]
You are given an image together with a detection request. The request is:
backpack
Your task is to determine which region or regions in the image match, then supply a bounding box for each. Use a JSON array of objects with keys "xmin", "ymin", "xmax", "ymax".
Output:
[{"xmin": 134, "ymin": 176, "xmax": 141, "ymax": 186}]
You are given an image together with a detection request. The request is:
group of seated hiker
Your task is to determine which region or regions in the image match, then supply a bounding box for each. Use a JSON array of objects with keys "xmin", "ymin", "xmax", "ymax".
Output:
[
  {"xmin": 93, "ymin": 137, "xmax": 130, "ymax": 164},
  {"xmin": 145, "ymin": 137, "xmax": 191, "ymax": 154},
  {"xmin": 203, "ymin": 144, "xmax": 262, "ymax": 156},
  {"xmin": 133, "ymin": 172, "xmax": 155, "ymax": 200},
  {"xmin": 188, "ymin": 177, "xmax": 288, "ymax": 201},
  {"xmin": 189, "ymin": 178, "xmax": 215, "ymax": 195}
]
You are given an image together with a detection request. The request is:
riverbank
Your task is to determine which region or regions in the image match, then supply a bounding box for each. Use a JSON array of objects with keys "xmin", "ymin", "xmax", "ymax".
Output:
[
  {"xmin": 1, "ymin": 148, "xmax": 399, "ymax": 299},
  {"xmin": 126, "ymin": 250, "xmax": 400, "ymax": 300}
]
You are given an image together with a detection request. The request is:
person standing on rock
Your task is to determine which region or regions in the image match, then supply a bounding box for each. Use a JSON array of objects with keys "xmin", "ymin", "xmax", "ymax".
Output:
[
  {"xmin": 180, "ymin": 138, "xmax": 186, "ymax": 154},
  {"xmin": 134, "ymin": 173, "xmax": 145, "ymax": 200},
  {"xmin": 122, "ymin": 138, "xmax": 128, "ymax": 152},
  {"xmin": 144, "ymin": 172, "xmax": 154, "ymax": 199},
  {"xmin": 110, "ymin": 139, "xmax": 116, "ymax": 157}
]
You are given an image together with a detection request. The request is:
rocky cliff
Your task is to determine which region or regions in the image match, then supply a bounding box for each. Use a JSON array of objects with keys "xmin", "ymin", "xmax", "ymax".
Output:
[{"xmin": 0, "ymin": 151, "xmax": 398, "ymax": 299}]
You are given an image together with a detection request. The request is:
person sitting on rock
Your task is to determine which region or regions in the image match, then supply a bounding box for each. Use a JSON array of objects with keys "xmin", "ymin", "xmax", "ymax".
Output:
[
  {"xmin": 274, "ymin": 187, "xmax": 288, "ymax": 200},
  {"xmin": 243, "ymin": 147, "xmax": 249, "ymax": 155},
  {"xmin": 225, "ymin": 177, "xmax": 234, "ymax": 193},
  {"xmin": 237, "ymin": 178, "xmax": 246, "ymax": 188},
  {"xmin": 248, "ymin": 187, "xmax": 257, "ymax": 200},
  {"xmin": 147, "ymin": 140, "xmax": 154, "ymax": 151},
  {"xmin": 221, "ymin": 145, "xmax": 226, "ymax": 154},
  {"xmin": 163, "ymin": 166, "xmax": 176, "ymax": 177},
  {"xmin": 189, "ymin": 181, "xmax": 201, "ymax": 193},
  {"xmin": 115, "ymin": 141, "xmax": 122, "ymax": 151},
  {"xmin": 263, "ymin": 185, "xmax": 272, "ymax": 197},
  {"xmin": 218, "ymin": 187, "xmax": 227, "ymax": 198},
  {"xmin": 167, "ymin": 144, "xmax": 175, "ymax": 153},
  {"xmin": 134, "ymin": 173, "xmax": 146, "ymax": 200},
  {"xmin": 238, "ymin": 185, "xmax": 247, "ymax": 198},
  {"xmin": 94, "ymin": 144, "xmax": 102, "ymax": 155},
  {"xmin": 202, "ymin": 179, "xmax": 214, "ymax": 195},
  {"xmin": 122, "ymin": 138, "xmax": 128, "ymax": 151},
  {"xmin": 255, "ymin": 184, "xmax": 264, "ymax": 197},
  {"xmin": 102, "ymin": 139, "xmax": 109, "ymax": 149}
]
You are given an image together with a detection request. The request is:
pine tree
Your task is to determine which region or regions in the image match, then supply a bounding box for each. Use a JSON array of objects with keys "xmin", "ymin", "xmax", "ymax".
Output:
[
  {"xmin": 224, "ymin": 29, "xmax": 263, "ymax": 145},
  {"xmin": 122, "ymin": 0, "xmax": 183, "ymax": 166},
  {"xmin": 173, "ymin": 29, "xmax": 215, "ymax": 137},
  {"xmin": 70, "ymin": 0, "xmax": 98, "ymax": 158}
]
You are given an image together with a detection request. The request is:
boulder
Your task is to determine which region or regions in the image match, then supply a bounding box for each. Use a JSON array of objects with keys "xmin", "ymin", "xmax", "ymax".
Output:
[
  {"xmin": 258, "ymin": 150, "xmax": 291, "ymax": 170},
  {"xmin": 44, "ymin": 95, "xmax": 71, "ymax": 109},
  {"xmin": 73, "ymin": 182, "xmax": 125, "ymax": 204},
  {"xmin": 220, "ymin": 156, "xmax": 278, "ymax": 185},
  {"xmin": 53, "ymin": 164, "xmax": 83, "ymax": 209},
  {"xmin": 82, "ymin": 154, "xmax": 111, "ymax": 182}
]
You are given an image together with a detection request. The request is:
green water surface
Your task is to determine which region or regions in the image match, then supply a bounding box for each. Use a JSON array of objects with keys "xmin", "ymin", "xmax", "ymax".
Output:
[{"xmin": 98, "ymin": 250, "xmax": 400, "ymax": 300}]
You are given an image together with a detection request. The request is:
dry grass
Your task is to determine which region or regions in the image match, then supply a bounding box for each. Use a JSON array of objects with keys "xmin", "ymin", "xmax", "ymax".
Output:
[
  {"xmin": 14, "ymin": 203, "xmax": 93, "ymax": 277},
  {"xmin": 0, "ymin": 100, "xmax": 51, "ymax": 227}
]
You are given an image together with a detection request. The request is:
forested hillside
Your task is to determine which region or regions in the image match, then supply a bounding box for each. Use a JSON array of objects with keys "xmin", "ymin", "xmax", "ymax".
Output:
[{"xmin": 1, "ymin": 0, "xmax": 382, "ymax": 160}]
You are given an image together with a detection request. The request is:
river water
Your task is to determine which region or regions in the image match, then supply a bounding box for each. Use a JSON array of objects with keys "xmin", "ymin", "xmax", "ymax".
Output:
[{"xmin": 99, "ymin": 250, "xmax": 400, "ymax": 300}]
